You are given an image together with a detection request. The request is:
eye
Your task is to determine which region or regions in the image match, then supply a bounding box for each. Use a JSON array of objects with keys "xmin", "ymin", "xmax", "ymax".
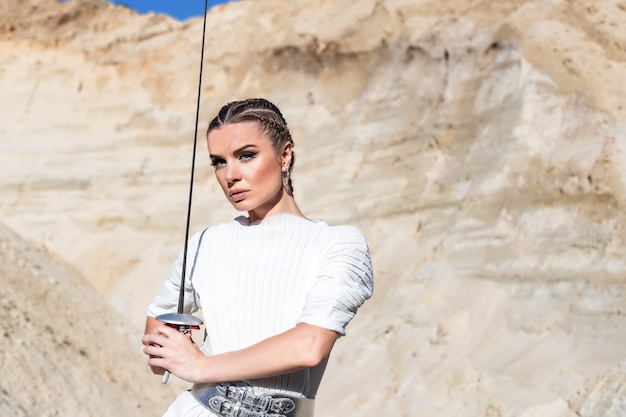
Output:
[
  {"xmin": 240, "ymin": 152, "xmax": 257, "ymax": 162},
  {"xmin": 211, "ymin": 158, "xmax": 226, "ymax": 169}
]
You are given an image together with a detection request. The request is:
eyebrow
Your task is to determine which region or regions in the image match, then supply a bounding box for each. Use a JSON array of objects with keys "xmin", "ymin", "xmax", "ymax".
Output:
[{"xmin": 209, "ymin": 144, "xmax": 258, "ymax": 159}]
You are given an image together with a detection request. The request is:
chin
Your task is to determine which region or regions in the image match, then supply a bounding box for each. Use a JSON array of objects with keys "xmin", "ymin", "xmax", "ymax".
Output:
[{"xmin": 230, "ymin": 200, "xmax": 254, "ymax": 212}]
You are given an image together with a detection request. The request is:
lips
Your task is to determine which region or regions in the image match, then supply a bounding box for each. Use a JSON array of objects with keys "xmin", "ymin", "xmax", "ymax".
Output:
[{"xmin": 229, "ymin": 189, "xmax": 248, "ymax": 202}]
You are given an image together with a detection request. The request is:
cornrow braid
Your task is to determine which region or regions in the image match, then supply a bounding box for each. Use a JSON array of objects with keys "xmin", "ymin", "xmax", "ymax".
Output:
[{"xmin": 207, "ymin": 98, "xmax": 296, "ymax": 195}]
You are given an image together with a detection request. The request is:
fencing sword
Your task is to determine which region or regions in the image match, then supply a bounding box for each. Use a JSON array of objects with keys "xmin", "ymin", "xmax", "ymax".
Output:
[{"xmin": 155, "ymin": 0, "xmax": 209, "ymax": 385}]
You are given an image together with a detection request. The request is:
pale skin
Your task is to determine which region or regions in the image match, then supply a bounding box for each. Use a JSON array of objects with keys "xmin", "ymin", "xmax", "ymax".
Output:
[{"xmin": 142, "ymin": 121, "xmax": 339, "ymax": 384}]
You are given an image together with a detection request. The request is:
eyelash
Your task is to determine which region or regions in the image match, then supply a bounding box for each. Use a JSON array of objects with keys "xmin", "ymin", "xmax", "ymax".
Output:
[
  {"xmin": 211, "ymin": 159, "xmax": 225, "ymax": 169},
  {"xmin": 240, "ymin": 152, "xmax": 256, "ymax": 161},
  {"xmin": 211, "ymin": 152, "xmax": 257, "ymax": 169}
]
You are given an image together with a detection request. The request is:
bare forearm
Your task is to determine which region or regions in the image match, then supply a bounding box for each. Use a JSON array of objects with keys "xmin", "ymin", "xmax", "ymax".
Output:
[
  {"xmin": 143, "ymin": 322, "xmax": 338, "ymax": 384},
  {"xmin": 143, "ymin": 316, "xmax": 166, "ymax": 374},
  {"xmin": 198, "ymin": 324, "xmax": 338, "ymax": 383},
  {"xmin": 144, "ymin": 316, "xmax": 163, "ymax": 335}
]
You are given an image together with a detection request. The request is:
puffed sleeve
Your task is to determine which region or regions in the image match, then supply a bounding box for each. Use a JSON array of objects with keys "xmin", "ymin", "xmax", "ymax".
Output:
[
  {"xmin": 297, "ymin": 226, "xmax": 374, "ymax": 336},
  {"xmin": 146, "ymin": 230, "xmax": 205, "ymax": 318}
]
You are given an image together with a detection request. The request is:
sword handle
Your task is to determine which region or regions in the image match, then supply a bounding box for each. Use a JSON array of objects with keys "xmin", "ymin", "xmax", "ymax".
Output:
[
  {"xmin": 162, "ymin": 370, "xmax": 171, "ymax": 384},
  {"xmin": 154, "ymin": 313, "xmax": 203, "ymax": 385}
]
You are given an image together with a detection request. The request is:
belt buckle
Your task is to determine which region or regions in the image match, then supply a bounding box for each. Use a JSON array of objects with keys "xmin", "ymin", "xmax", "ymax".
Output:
[
  {"xmin": 209, "ymin": 383, "xmax": 296, "ymax": 417},
  {"xmin": 269, "ymin": 398, "xmax": 296, "ymax": 415}
]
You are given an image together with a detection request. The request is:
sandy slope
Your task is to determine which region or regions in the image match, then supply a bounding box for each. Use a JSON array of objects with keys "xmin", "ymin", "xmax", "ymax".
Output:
[{"xmin": 0, "ymin": 222, "xmax": 187, "ymax": 416}]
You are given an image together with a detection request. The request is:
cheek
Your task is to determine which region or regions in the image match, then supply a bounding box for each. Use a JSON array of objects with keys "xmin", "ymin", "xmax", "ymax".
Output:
[
  {"xmin": 213, "ymin": 170, "xmax": 228, "ymax": 189},
  {"xmin": 256, "ymin": 161, "xmax": 282, "ymax": 185}
]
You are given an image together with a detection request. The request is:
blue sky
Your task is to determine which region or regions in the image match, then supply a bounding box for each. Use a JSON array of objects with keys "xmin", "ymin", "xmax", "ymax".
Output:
[{"xmin": 109, "ymin": 0, "xmax": 230, "ymax": 21}]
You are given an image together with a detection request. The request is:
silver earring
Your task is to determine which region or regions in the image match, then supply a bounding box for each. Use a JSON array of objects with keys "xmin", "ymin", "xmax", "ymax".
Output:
[{"xmin": 283, "ymin": 170, "xmax": 290, "ymax": 186}]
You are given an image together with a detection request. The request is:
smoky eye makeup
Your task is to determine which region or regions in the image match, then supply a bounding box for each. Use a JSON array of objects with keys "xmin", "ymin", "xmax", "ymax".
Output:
[{"xmin": 239, "ymin": 151, "xmax": 257, "ymax": 161}]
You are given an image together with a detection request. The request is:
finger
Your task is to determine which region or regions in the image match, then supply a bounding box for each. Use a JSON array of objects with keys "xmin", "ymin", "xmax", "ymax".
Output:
[
  {"xmin": 144, "ymin": 330, "xmax": 174, "ymax": 348},
  {"xmin": 156, "ymin": 325, "xmax": 178, "ymax": 337},
  {"xmin": 157, "ymin": 326, "xmax": 196, "ymax": 346},
  {"xmin": 148, "ymin": 355, "xmax": 165, "ymax": 370},
  {"xmin": 142, "ymin": 335, "xmax": 160, "ymax": 348},
  {"xmin": 144, "ymin": 343, "xmax": 166, "ymax": 357}
]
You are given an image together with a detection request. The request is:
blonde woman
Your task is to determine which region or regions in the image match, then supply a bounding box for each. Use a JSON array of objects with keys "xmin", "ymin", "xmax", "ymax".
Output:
[{"xmin": 142, "ymin": 98, "xmax": 373, "ymax": 417}]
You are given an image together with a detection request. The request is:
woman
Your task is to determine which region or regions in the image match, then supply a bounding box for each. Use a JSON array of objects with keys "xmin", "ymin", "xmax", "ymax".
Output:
[{"xmin": 142, "ymin": 98, "xmax": 373, "ymax": 417}]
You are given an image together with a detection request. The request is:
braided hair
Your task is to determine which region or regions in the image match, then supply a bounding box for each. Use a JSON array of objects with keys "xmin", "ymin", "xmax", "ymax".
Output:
[{"xmin": 207, "ymin": 98, "xmax": 295, "ymax": 196}]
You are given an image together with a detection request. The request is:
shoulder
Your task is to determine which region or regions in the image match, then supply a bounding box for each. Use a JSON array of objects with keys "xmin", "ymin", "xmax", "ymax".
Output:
[
  {"xmin": 328, "ymin": 224, "xmax": 367, "ymax": 239},
  {"xmin": 312, "ymin": 223, "xmax": 371, "ymax": 269},
  {"xmin": 317, "ymin": 222, "xmax": 369, "ymax": 247},
  {"xmin": 187, "ymin": 218, "xmax": 242, "ymax": 246}
]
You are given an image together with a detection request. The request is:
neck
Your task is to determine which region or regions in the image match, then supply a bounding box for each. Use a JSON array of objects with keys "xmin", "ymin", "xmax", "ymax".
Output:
[{"xmin": 247, "ymin": 194, "xmax": 304, "ymax": 223}]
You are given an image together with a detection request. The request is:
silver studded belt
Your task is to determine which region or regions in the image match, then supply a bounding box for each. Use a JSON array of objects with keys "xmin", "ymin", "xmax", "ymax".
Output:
[{"xmin": 191, "ymin": 382, "xmax": 314, "ymax": 417}]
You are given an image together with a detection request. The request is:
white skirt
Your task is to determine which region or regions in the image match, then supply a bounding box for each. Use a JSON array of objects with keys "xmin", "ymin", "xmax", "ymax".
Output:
[{"xmin": 163, "ymin": 390, "xmax": 217, "ymax": 417}]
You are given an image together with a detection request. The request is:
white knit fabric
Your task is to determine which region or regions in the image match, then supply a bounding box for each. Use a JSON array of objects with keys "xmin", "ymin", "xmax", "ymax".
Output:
[{"xmin": 147, "ymin": 213, "xmax": 373, "ymax": 414}]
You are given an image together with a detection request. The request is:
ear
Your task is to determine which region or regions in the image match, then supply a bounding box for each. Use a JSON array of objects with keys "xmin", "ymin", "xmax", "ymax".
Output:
[{"xmin": 280, "ymin": 142, "xmax": 293, "ymax": 172}]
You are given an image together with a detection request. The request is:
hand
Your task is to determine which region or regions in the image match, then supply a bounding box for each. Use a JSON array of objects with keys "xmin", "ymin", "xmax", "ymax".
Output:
[
  {"xmin": 141, "ymin": 326, "xmax": 167, "ymax": 375},
  {"xmin": 142, "ymin": 325, "xmax": 206, "ymax": 382}
]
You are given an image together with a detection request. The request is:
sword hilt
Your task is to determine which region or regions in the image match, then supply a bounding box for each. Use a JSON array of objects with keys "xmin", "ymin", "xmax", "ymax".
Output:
[{"xmin": 155, "ymin": 313, "xmax": 204, "ymax": 384}]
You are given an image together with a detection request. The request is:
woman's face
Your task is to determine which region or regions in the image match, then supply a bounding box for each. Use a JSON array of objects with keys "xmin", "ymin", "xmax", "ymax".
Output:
[{"xmin": 207, "ymin": 121, "xmax": 290, "ymax": 221}]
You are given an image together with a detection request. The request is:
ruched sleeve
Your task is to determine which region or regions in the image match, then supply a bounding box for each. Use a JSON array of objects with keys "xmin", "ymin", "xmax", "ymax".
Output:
[
  {"xmin": 146, "ymin": 230, "xmax": 205, "ymax": 318},
  {"xmin": 296, "ymin": 225, "xmax": 373, "ymax": 336}
]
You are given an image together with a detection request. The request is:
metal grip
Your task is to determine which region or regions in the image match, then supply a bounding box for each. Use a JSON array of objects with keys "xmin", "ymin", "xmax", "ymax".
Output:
[{"xmin": 155, "ymin": 313, "xmax": 204, "ymax": 384}]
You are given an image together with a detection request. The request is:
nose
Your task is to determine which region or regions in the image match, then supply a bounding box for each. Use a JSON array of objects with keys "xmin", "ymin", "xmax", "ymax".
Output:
[{"xmin": 224, "ymin": 163, "xmax": 241, "ymax": 186}]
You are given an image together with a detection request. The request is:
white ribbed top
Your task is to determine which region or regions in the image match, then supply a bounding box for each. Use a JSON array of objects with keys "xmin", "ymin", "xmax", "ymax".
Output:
[{"xmin": 148, "ymin": 213, "xmax": 373, "ymax": 399}]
